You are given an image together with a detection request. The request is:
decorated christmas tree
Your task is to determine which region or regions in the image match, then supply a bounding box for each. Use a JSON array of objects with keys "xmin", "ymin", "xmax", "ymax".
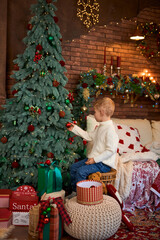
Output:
[{"xmin": 0, "ymin": 0, "xmax": 82, "ymax": 189}]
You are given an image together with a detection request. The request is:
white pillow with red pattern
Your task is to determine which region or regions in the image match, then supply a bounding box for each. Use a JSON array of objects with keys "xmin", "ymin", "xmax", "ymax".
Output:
[{"xmin": 113, "ymin": 122, "xmax": 149, "ymax": 154}]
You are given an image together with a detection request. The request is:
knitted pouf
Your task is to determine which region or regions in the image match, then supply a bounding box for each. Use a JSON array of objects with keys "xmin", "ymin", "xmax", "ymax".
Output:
[{"xmin": 64, "ymin": 195, "xmax": 122, "ymax": 240}]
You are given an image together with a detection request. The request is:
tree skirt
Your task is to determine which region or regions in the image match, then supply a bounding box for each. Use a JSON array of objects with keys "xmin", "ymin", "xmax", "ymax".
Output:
[
  {"xmin": 63, "ymin": 209, "xmax": 160, "ymax": 240},
  {"xmin": 0, "ymin": 226, "xmax": 15, "ymax": 240}
]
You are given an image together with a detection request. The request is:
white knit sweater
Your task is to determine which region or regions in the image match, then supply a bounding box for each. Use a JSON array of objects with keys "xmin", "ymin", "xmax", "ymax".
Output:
[{"xmin": 72, "ymin": 120, "xmax": 119, "ymax": 169}]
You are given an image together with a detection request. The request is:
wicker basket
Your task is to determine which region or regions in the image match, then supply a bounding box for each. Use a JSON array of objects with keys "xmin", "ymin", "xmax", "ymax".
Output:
[{"xmin": 100, "ymin": 169, "xmax": 117, "ymax": 185}]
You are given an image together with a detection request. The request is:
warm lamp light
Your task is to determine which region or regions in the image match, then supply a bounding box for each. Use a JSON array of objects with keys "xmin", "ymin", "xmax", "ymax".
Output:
[
  {"xmin": 130, "ymin": 25, "xmax": 145, "ymax": 40},
  {"xmin": 130, "ymin": 0, "xmax": 145, "ymax": 41}
]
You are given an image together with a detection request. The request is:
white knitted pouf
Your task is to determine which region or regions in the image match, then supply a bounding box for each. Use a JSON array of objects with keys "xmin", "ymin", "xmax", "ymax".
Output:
[{"xmin": 64, "ymin": 195, "xmax": 122, "ymax": 240}]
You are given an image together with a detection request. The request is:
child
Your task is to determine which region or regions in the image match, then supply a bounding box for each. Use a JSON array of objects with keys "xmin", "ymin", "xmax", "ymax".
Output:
[{"xmin": 68, "ymin": 97, "xmax": 119, "ymax": 192}]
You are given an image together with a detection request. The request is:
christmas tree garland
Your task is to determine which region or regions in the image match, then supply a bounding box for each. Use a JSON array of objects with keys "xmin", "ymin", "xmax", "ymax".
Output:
[
  {"xmin": 72, "ymin": 69, "xmax": 160, "ymax": 127},
  {"xmin": 137, "ymin": 22, "xmax": 160, "ymax": 58}
]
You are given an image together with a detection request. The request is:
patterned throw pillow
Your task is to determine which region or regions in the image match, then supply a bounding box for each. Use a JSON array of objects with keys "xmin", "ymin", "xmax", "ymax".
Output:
[{"xmin": 114, "ymin": 123, "xmax": 149, "ymax": 154}]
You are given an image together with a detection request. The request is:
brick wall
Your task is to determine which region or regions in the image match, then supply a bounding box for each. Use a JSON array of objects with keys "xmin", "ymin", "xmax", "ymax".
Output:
[
  {"xmin": 61, "ymin": 7, "xmax": 160, "ymax": 120},
  {"xmin": 6, "ymin": 7, "xmax": 160, "ymax": 120},
  {"xmin": 63, "ymin": 7, "xmax": 160, "ymax": 90}
]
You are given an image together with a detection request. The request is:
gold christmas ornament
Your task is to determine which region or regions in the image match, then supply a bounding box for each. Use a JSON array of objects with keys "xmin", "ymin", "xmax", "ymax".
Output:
[
  {"xmin": 109, "ymin": 84, "xmax": 114, "ymax": 89},
  {"xmin": 154, "ymin": 94, "xmax": 160, "ymax": 100},
  {"xmin": 77, "ymin": 0, "xmax": 99, "ymax": 28},
  {"xmin": 81, "ymin": 105, "xmax": 87, "ymax": 111},
  {"xmin": 83, "ymin": 88, "xmax": 90, "ymax": 101}
]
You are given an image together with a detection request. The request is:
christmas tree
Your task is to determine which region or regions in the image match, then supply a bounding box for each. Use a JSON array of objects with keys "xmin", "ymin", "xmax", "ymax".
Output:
[{"xmin": 0, "ymin": 0, "xmax": 82, "ymax": 189}]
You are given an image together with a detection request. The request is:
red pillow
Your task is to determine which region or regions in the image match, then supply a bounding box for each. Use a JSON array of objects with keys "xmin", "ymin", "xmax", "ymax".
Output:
[{"xmin": 114, "ymin": 123, "xmax": 149, "ymax": 154}]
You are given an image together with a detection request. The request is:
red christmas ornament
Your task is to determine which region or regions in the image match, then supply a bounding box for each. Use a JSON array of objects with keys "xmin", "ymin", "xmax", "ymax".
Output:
[
  {"xmin": 38, "ymin": 109, "xmax": 41, "ymax": 115},
  {"xmin": 59, "ymin": 60, "xmax": 65, "ymax": 67},
  {"xmin": 66, "ymin": 122, "xmax": 72, "ymax": 128},
  {"xmin": 1, "ymin": 136, "xmax": 8, "ymax": 144},
  {"xmin": 14, "ymin": 64, "xmax": 19, "ymax": 71},
  {"xmin": 82, "ymin": 83, "xmax": 88, "ymax": 88},
  {"xmin": 60, "ymin": 38, "xmax": 63, "ymax": 42},
  {"xmin": 12, "ymin": 161, "xmax": 19, "ymax": 168},
  {"xmin": 68, "ymin": 137, "xmax": 74, "ymax": 144},
  {"xmin": 107, "ymin": 77, "xmax": 113, "ymax": 85},
  {"xmin": 59, "ymin": 110, "xmax": 65, "ymax": 118},
  {"xmin": 53, "ymin": 16, "xmax": 58, "ymax": 23},
  {"xmin": 93, "ymin": 75, "xmax": 97, "ymax": 79},
  {"xmin": 75, "ymin": 159, "xmax": 79, "ymax": 163},
  {"xmin": 47, "ymin": 152, "xmax": 54, "ymax": 158},
  {"xmin": 73, "ymin": 120, "xmax": 77, "ymax": 124},
  {"xmin": 27, "ymin": 24, "xmax": 33, "ymax": 30},
  {"xmin": 45, "ymin": 159, "xmax": 51, "ymax": 165},
  {"xmin": 68, "ymin": 92, "xmax": 74, "ymax": 103},
  {"xmin": 36, "ymin": 44, "xmax": 43, "ymax": 51},
  {"xmin": 46, "ymin": 0, "xmax": 52, "ymax": 3},
  {"xmin": 43, "ymin": 217, "xmax": 50, "ymax": 224},
  {"xmin": 83, "ymin": 140, "xmax": 87, "ymax": 145},
  {"xmin": 28, "ymin": 124, "xmax": 35, "ymax": 132},
  {"xmin": 53, "ymin": 80, "xmax": 60, "ymax": 87},
  {"xmin": 12, "ymin": 89, "xmax": 18, "ymax": 96}
]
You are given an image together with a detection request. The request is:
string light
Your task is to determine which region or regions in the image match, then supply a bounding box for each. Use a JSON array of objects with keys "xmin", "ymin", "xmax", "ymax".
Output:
[{"xmin": 77, "ymin": 0, "xmax": 100, "ymax": 28}]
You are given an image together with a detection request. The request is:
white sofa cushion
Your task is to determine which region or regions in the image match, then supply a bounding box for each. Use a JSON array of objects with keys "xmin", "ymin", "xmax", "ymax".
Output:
[
  {"xmin": 87, "ymin": 115, "xmax": 152, "ymax": 146},
  {"xmin": 112, "ymin": 118, "xmax": 152, "ymax": 146},
  {"xmin": 151, "ymin": 121, "xmax": 160, "ymax": 142}
]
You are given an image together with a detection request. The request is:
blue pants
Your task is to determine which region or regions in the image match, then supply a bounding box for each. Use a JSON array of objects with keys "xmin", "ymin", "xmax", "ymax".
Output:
[{"xmin": 70, "ymin": 158, "xmax": 111, "ymax": 191}]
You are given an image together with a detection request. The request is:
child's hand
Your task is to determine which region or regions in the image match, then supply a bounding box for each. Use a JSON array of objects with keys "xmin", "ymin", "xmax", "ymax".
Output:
[
  {"xmin": 67, "ymin": 123, "xmax": 75, "ymax": 131},
  {"xmin": 85, "ymin": 158, "xmax": 95, "ymax": 165}
]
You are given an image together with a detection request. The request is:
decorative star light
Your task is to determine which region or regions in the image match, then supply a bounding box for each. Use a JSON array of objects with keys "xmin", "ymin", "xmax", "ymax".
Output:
[{"xmin": 77, "ymin": 0, "xmax": 100, "ymax": 28}]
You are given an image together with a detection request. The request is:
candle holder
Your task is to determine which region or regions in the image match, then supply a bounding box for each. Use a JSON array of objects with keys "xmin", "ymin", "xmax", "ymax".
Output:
[
  {"xmin": 103, "ymin": 64, "xmax": 107, "ymax": 76},
  {"xmin": 117, "ymin": 67, "xmax": 121, "ymax": 75},
  {"xmin": 110, "ymin": 65, "xmax": 113, "ymax": 76}
]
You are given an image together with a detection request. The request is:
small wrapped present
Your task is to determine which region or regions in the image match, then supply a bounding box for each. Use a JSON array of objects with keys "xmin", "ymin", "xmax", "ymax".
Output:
[
  {"xmin": 77, "ymin": 180, "xmax": 103, "ymax": 205},
  {"xmin": 39, "ymin": 206, "xmax": 59, "ymax": 240},
  {"xmin": 0, "ymin": 208, "xmax": 12, "ymax": 228},
  {"xmin": 38, "ymin": 162, "xmax": 62, "ymax": 197},
  {"xmin": 0, "ymin": 189, "xmax": 12, "ymax": 208},
  {"xmin": 28, "ymin": 204, "xmax": 40, "ymax": 237},
  {"xmin": 12, "ymin": 212, "xmax": 29, "ymax": 226},
  {"xmin": 10, "ymin": 185, "xmax": 39, "ymax": 212},
  {"xmin": 37, "ymin": 197, "xmax": 72, "ymax": 240},
  {"xmin": 41, "ymin": 190, "xmax": 65, "ymax": 203}
]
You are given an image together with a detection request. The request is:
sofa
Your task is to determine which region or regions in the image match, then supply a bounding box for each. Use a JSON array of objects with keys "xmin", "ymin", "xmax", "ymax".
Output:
[{"xmin": 86, "ymin": 115, "xmax": 160, "ymax": 211}]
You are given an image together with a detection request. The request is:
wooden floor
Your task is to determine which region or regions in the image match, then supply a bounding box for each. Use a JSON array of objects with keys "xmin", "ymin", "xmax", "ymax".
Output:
[{"xmin": 7, "ymin": 226, "xmax": 75, "ymax": 240}]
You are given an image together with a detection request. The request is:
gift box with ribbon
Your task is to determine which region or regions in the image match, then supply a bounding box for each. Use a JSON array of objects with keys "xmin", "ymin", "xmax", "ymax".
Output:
[
  {"xmin": 37, "ymin": 197, "xmax": 72, "ymax": 240},
  {"xmin": 0, "ymin": 189, "xmax": 12, "ymax": 208},
  {"xmin": 37, "ymin": 162, "xmax": 62, "ymax": 197},
  {"xmin": 10, "ymin": 185, "xmax": 38, "ymax": 212},
  {"xmin": 0, "ymin": 208, "xmax": 12, "ymax": 228},
  {"xmin": 9, "ymin": 185, "xmax": 39, "ymax": 226}
]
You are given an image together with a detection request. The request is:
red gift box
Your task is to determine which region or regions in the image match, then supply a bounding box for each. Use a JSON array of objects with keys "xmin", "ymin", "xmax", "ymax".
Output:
[
  {"xmin": 10, "ymin": 185, "xmax": 39, "ymax": 212},
  {"xmin": 77, "ymin": 180, "xmax": 103, "ymax": 205},
  {"xmin": 0, "ymin": 208, "xmax": 12, "ymax": 228},
  {"xmin": 0, "ymin": 189, "xmax": 12, "ymax": 208}
]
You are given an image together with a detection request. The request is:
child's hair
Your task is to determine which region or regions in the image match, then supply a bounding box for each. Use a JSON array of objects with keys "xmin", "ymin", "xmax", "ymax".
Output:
[{"xmin": 94, "ymin": 97, "xmax": 115, "ymax": 117}]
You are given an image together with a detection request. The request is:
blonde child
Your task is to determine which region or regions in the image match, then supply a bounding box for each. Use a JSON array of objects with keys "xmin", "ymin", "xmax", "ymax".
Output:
[{"xmin": 68, "ymin": 97, "xmax": 118, "ymax": 191}]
